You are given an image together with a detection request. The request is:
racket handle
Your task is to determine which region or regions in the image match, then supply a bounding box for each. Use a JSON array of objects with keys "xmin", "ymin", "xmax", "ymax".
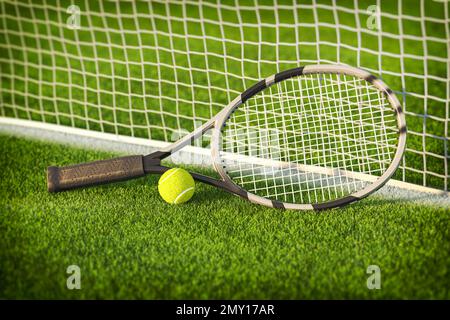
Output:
[{"xmin": 47, "ymin": 155, "xmax": 145, "ymax": 192}]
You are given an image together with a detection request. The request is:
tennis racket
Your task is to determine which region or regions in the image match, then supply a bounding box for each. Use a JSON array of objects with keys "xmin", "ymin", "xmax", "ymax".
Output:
[{"xmin": 47, "ymin": 64, "xmax": 406, "ymax": 210}]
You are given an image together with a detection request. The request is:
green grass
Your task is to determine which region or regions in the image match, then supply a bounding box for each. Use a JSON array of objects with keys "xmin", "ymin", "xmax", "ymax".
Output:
[
  {"xmin": 0, "ymin": 134, "xmax": 449, "ymax": 299},
  {"xmin": 0, "ymin": 0, "xmax": 448, "ymax": 190}
]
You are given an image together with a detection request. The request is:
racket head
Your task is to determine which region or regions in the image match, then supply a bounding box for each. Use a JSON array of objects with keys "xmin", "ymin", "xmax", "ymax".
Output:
[{"xmin": 210, "ymin": 65, "xmax": 406, "ymax": 210}]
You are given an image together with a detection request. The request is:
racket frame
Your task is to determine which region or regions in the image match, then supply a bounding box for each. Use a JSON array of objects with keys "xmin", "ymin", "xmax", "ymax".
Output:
[{"xmin": 209, "ymin": 64, "xmax": 406, "ymax": 210}]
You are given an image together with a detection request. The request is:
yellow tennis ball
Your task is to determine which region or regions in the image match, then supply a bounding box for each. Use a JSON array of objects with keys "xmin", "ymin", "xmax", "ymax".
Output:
[{"xmin": 158, "ymin": 168, "xmax": 195, "ymax": 204}]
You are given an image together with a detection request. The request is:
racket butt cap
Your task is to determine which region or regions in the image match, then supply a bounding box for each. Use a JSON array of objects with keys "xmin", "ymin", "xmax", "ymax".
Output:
[{"xmin": 47, "ymin": 166, "xmax": 60, "ymax": 192}]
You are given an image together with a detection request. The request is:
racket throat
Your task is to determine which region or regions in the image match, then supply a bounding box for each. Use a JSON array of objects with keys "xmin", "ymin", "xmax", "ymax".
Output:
[{"xmin": 142, "ymin": 151, "xmax": 170, "ymax": 173}]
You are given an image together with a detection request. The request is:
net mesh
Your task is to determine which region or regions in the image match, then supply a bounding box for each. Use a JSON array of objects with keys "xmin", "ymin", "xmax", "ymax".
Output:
[
  {"xmin": 0, "ymin": 0, "xmax": 448, "ymax": 191},
  {"xmin": 220, "ymin": 74, "xmax": 398, "ymax": 203}
]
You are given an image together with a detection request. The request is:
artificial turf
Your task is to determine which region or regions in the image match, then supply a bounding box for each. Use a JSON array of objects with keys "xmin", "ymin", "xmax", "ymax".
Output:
[{"xmin": 0, "ymin": 133, "xmax": 449, "ymax": 299}]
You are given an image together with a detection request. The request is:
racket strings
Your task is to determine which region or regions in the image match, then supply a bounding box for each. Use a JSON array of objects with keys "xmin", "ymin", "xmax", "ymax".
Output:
[{"xmin": 220, "ymin": 73, "xmax": 398, "ymax": 204}]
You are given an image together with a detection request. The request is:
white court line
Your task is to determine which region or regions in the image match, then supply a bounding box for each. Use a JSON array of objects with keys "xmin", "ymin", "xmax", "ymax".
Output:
[{"xmin": 1, "ymin": 116, "xmax": 448, "ymax": 196}]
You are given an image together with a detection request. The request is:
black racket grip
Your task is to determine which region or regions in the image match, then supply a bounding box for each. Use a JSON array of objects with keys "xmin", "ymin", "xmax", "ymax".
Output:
[{"xmin": 47, "ymin": 155, "xmax": 145, "ymax": 192}]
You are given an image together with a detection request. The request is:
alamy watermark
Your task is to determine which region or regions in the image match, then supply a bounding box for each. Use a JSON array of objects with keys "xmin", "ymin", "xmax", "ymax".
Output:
[
  {"xmin": 66, "ymin": 265, "xmax": 81, "ymax": 290},
  {"xmin": 66, "ymin": 5, "xmax": 81, "ymax": 30},
  {"xmin": 367, "ymin": 265, "xmax": 381, "ymax": 290},
  {"xmin": 366, "ymin": 5, "xmax": 381, "ymax": 31}
]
